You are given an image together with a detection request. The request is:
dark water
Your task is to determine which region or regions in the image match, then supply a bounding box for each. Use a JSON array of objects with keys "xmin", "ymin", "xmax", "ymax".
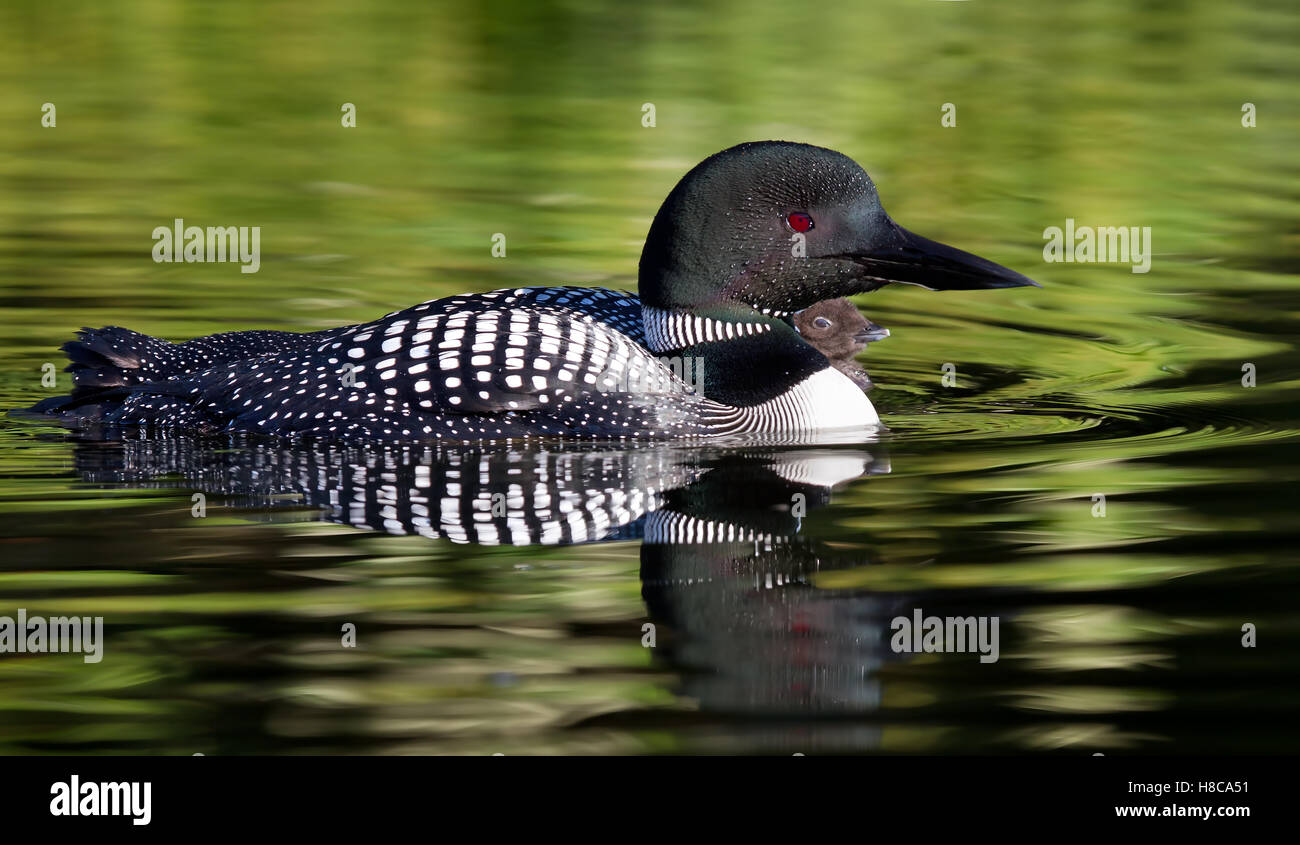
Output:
[{"xmin": 1, "ymin": 0, "xmax": 1298, "ymax": 754}]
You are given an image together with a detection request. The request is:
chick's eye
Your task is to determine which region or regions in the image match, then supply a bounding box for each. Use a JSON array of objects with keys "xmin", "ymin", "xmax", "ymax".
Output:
[
  {"xmin": 786, "ymin": 212, "xmax": 814, "ymax": 233},
  {"xmin": 813, "ymin": 317, "xmax": 832, "ymax": 329}
]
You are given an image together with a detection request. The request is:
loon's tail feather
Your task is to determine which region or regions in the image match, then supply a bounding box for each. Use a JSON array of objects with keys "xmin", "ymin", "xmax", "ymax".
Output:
[
  {"xmin": 27, "ymin": 327, "xmax": 181, "ymax": 423},
  {"xmin": 61, "ymin": 326, "xmax": 177, "ymax": 388}
]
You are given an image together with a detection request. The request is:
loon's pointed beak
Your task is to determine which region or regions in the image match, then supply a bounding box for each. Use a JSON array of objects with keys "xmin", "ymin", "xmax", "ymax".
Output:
[
  {"xmin": 854, "ymin": 324, "xmax": 890, "ymax": 344},
  {"xmin": 846, "ymin": 224, "xmax": 1041, "ymax": 291}
]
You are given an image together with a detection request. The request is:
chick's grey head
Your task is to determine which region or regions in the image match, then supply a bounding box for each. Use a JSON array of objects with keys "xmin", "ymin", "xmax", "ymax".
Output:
[{"xmin": 792, "ymin": 298, "xmax": 889, "ymax": 362}]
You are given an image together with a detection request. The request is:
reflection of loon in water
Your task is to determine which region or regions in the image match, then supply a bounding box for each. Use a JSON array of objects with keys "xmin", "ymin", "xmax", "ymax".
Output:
[
  {"xmin": 64, "ymin": 431, "xmax": 950, "ymax": 748},
  {"xmin": 71, "ymin": 431, "xmax": 887, "ymax": 546},
  {"xmin": 637, "ymin": 450, "xmax": 911, "ymax": 736}
]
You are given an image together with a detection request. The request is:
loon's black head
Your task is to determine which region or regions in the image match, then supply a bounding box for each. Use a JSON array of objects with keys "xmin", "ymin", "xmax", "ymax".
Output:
[{"xmin": 638, "ymin": 141, "xmax": 1038, "ymax": 314}]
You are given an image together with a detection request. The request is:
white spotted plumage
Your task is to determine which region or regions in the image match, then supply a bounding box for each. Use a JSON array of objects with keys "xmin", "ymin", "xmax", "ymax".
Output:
[{"xmin": 40, "ymin": 286, "xmax": 879, "ymax": 441}]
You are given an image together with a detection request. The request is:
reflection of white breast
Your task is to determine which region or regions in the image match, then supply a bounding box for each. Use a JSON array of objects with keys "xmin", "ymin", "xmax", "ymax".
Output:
[
  {"xmin": 767, "ymin": 451, "xmax": 873, "ymax": 488},
  {"xmin": 699, "ymin": 367, "xmax": 880, "ymax": 434}
]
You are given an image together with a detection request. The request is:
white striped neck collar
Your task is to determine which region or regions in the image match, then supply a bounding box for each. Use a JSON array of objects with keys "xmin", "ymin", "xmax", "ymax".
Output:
[{"xmin": 641, "ymin": 305, "xmax": 774, "ymax": 353}]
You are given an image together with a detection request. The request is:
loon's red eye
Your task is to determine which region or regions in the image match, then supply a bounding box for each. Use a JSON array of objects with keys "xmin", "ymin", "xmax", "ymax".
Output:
[{"xmin": 786, "ymin": 212, "xmax": 814, "ymax": 233}]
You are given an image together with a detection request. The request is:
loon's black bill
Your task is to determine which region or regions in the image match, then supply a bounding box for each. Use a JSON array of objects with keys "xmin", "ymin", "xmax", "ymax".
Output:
[{"xmin": 847, "ymin": 226, "xmax": 1041, "ymax": 291}]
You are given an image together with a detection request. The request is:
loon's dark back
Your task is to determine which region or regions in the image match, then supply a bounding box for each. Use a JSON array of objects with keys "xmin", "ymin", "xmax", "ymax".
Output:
[{"xmin": 30, "ymin": 286, "xmax": 710, "ymax": 441}]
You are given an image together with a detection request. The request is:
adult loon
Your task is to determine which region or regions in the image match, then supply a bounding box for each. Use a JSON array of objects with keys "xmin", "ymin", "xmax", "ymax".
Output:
[
  {"xmin": 29, "ymin": 141, "xmax": 1037, "ymax": 441},
  {"xmin": 792, "ymin": 298, "xmax": 888, "ymax": 392}
]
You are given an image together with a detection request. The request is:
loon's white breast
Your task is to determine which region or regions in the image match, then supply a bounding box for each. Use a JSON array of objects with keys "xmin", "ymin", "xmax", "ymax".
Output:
[
  {"xmin": 696, "ymin": 365, "xmax": 879, "ymax": 435},
  {"xmin": 787, "ymin": 367, "xmax": 880, "ymax": 430}
]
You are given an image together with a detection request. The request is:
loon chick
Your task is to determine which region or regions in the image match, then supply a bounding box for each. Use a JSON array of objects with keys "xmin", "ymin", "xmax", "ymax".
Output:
[
  {"xmin": 30, "ymin": 141, "xmax": 1037, "ymax": 441},
  {"xmin": 792, "ymin": 298, "xmax": 888, "ymax": 392}
]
